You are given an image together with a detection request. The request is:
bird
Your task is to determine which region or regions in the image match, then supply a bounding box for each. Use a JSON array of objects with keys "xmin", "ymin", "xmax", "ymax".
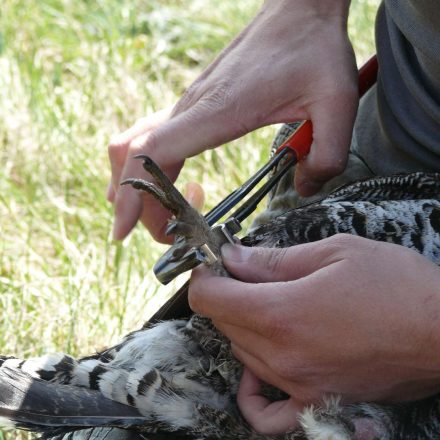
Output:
[{"xmin": 0, "ymin": 155, "xmax": 439, "ymax": 440}]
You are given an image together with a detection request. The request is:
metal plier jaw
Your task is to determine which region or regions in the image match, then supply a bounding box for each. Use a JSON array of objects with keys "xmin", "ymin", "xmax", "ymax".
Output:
[
  {"xmin": 154, "ymin": 218, "xmax": 242, "ymax": 285},
  {"xmin": 153, "ymin": 133, "xmax": 306, "ymax": 286},
  {"xmin": 152, "ymin": 145, "xmax": 302, "ymax": 285}
]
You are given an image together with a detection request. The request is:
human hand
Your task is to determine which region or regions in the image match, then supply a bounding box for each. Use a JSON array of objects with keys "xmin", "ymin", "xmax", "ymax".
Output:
[
  {"xmin": 108, "ymin": 0, "xmax": 358, "ymax": 242},
  {"xmin": 189, "ymin": 235, "xmax": 440, "ymax": 434},
  {"xmin": 107, "ymin": 109, "xmax": 205, "ymax": 242}
]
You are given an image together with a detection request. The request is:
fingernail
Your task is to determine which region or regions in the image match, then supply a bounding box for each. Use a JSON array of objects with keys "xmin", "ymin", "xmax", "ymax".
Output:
[
  {"xmin": 221, "ymin": 244, "xmax": 252, "ymax": 263},
  {"xmin": 184, "ymin": 182, "xmax": 205, "ymax": 211}
]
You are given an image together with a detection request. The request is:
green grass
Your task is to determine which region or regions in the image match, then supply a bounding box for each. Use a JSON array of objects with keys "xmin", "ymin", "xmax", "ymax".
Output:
[{"xmin": 0, "ymin": 0, "xmax": 378, "ymax": 438}]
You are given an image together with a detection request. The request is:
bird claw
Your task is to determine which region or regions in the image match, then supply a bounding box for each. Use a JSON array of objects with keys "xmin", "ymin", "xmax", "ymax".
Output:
[
  {"xmin": 122, "ymin": 156, "xmax": 205, "ymax": 238},
  {"xmin": 124, "ymin": 155, "xmax": 229, "ymax": 283}
]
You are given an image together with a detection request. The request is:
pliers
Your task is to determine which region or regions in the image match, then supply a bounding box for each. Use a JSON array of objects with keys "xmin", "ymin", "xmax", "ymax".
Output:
[{"xmin": 154, "ymin": 55, "xmax": 378, "ymax": 285}]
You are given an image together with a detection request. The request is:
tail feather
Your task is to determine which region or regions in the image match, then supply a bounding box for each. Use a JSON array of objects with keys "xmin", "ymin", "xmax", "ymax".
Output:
[
  {"xmin": 40, "ymin": 427, "xmax": 192, "ymax": 440},
  {"xmin": 0, "ymin": 366, "xmax": 146, "ymax": 432}
]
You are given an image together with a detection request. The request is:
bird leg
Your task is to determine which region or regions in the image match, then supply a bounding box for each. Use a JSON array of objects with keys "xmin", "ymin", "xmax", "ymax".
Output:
[
  {"xmin": 121, "ymin": 156, "xmax": 225, "ymax": 269},
  {"xmin": 121, "ymin": 155, "xmax": 190, "ymax": 217}
]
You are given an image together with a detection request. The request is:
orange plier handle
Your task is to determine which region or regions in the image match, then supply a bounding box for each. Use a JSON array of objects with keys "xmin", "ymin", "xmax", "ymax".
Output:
[{"xmin": 275, "ymin": 54, "xmax": 378, "ymax": 160}]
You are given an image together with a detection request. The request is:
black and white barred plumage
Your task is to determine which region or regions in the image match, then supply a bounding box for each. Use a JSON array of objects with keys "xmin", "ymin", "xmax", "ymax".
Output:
[
  {"xmin": 1, "ymin": 171, "xmax": 439, "ymax": 440},
  {"xmin": 245, "ymin": 173, "xmax": 440, "ymax": 260}
]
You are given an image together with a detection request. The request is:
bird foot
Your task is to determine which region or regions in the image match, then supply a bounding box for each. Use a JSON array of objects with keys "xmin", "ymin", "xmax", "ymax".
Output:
[
  {"xmin": 121, "ymin": 155, "xmax": 214, "ymax": 249},
  {"xmin": 122, "ymin": 156, "xmax": 230, "ymax": 282}
]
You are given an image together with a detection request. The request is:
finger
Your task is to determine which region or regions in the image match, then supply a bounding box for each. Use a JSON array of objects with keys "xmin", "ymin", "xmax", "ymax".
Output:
[
  {"xmin": 189, "ymin": 266, "xmax": 285, "ymax": 329},
  {"xmin": 110, "ymin": 132, "xmax": 150, "ymax": 195},
  {"xmin": 137, "ymin": 175, "xmax": 200, "ymax": 242},
  {"xmin": 110, "ymin": 109, "xmax": 172, "ymax": 147},
  {"xmin": 213, "ymin": 320, "xmax": 277, "ymax": 355},
  {"xmin": 108, "ymin": 109, "xmax": 172, "ymax": 192},
  {"xmin": 112, "ymin": 156, "xmax": 182, "ymax": 242},
  {"xmin": 106, "ymin": 183, "xmax": 115, "ymax": 203},
  {"xmin": 189, "ymin": 244, "xmax": 340, "ymax": 329},
  {"xmin": 145, "ymin": 102, "xmax": 251, "ymax": 167},
  {"xmin": 238, "ymin": 367, "xmax": 302, "ymax": 435},
  {"xmin": 221, "ymin": 242, "xmax": 336, "ymax": 283},
  {"xmin": 184, "ymin": 182, "xmax": 205, "ymax": 211},
  {"xmin": 233, "ymin": 345, "xmax": 285, "ymax": 393},
  {"xmin": 112, "ymin": 183, "xmax": 143, "ymax": 241},
  {"xmin": 294, "ymin": 92, "xmax": 358, "ymax": 197},
  {"xmin": 113, "ymin": 179, "xmax": 171, "ymax": 242},
  {"xmin": 108, "ymin": 140, "xmax": 130, "ymax": 193},
  {"xmin": 234, "ymin": 345, "xmax": 322, "ymax": 406},
  {"xmin": 112, "ymin": 137, "xmax": 151, "ymax": 240}
]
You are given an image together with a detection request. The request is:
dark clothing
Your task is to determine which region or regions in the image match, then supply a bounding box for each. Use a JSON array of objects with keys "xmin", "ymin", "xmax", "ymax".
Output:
[{"xmin": 354, "ymin": 0, "xmax": 440, "ymax": 175}]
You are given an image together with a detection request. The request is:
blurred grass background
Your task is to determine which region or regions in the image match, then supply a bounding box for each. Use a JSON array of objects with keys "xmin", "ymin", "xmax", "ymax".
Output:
[{"xmin": 0, "ymin": 0, "xmax": 378, "ymax": 438}]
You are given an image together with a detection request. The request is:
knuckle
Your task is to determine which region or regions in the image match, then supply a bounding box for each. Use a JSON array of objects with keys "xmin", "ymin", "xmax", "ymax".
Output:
[
  {"xmin": 263, "ymin": 248, "xmax": 289, "ymax": 277},
  {"xmin": 327, "ymin": 233, "xmax": 360, "ymax": 249},
  {"xmin": 207, "ymin": 82, "xmax": 233, "ymax": 108},
  {"xmin": 259, "ymin": 311, "xmax": 297, "ymax": 348},
  {"xmin": 269, "ymin": 353, "xmax": 298, "ymax": 380},
  {"xmin": 230, "ymin": 342, "xmax": 238, "ymax": 357},
  {"xmin": 310, "ymin": 157, "xmax": 347, "ymax": 180},
  {"xmin": 182, "ymin": 81, "xmax": 234, "ymax": 117},
  {"xmin": 174, "ymin": 82, "xmax": 200, "ymax": 113},
  {"xmin": 108, "ymin": 136, "xmax": 124, "ymax": 153},
  {"xmin": 143, "ymin": 129, "xmax": 158, "ymax": 153},
  {"xmin": 319, "ymin": 234, "xmax": 350, "ymax": 258},
  {"xmin": 108, "ymin": 139, "xmax": 128, "ymax": 168},
  {"xmin": 187, "ymin": 289, "xmax": 199, "ymax": 314},
  {"xmin": 321, "ymin": 234, "xmax": 368, "ymax": 263},
  {"xmin": 127, "ymin": 139, "xmax": 143, "ymax": 155},
  {"xmin": 188, "ymin": 282, "xmax": 204, "ymax": 315},
  {"xmin": 128, "ymin": 131, "xmax": 156, "ymax": 155}
]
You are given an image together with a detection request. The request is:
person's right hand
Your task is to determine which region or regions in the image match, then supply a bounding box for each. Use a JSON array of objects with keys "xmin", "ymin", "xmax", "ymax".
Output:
[
  {"xmin": 108, "ymin": 0, "xmax": 358, "ymax": 243},
  {"xmin": 107, "ymin": 108, "xmax": 183, "ymax": 242}
]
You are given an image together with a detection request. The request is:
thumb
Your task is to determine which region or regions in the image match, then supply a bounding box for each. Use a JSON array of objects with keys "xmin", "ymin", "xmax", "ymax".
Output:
[
  {"xmin": 221, "ymin": 243, "xmax": 327, "ymax": 283},
  {"xmin": 238, "ymin": 367, "xmax": 302, "ymax": 435},
  {"xmin": 146, "ymin": 102, "xmax": 250, "ymax": 166}
]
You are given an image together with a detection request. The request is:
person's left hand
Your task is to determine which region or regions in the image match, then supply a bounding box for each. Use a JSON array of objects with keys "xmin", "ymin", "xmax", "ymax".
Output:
[{"xmin": 188, "ymin": 235, "xmax": 440, "ymax": 434}]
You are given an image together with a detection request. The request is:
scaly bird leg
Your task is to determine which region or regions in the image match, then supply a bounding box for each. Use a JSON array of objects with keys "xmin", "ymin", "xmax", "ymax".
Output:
[{"xmin": 121, "ymin": 155, "xmax": 215, "ymax": 249}]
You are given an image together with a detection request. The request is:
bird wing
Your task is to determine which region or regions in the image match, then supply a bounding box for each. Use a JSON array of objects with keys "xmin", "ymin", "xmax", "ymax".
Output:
[
  {"xmin": 0, "ymin": 365, "xmax": 146, "ymax": 433},
  {"xmin": 322, "ymin": 172, "xmax": 440, "ymax": 203}
]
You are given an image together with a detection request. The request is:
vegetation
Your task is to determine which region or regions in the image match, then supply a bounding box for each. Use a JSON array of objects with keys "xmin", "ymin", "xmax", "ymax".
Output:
[{"xmin": 0, "ymin": 1, "xmax": 378, "ymax": 438}]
